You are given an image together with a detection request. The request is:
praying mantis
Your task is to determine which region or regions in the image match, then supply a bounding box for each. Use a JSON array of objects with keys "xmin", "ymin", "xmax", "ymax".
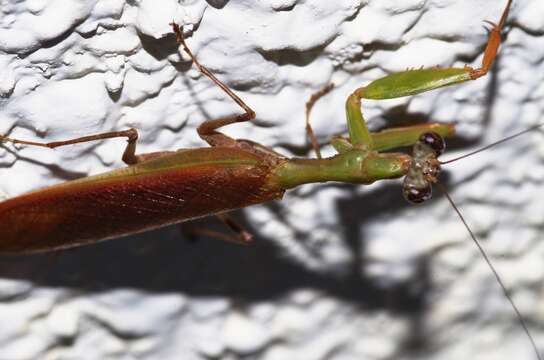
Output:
[{"xmin": 1, "ymin": 0, "xmax": 544, "ymax": 358}]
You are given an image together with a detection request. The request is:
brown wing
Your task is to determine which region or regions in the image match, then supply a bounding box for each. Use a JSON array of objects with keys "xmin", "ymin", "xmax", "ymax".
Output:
[{"xmin": 0, "ymin": 148, "xmax": 284, "ymax": 254}]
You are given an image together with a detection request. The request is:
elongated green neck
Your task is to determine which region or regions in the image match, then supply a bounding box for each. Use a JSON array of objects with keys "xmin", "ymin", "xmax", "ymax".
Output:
[{"xmin": 271, "ymin": 150, "xmax": 410, "ymax": 190}]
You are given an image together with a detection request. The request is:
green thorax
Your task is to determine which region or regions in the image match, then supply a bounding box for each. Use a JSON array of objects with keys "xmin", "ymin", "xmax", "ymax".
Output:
[{"xmin": 270, "ymin": 149, "xmax": 411, "ymax": 190}]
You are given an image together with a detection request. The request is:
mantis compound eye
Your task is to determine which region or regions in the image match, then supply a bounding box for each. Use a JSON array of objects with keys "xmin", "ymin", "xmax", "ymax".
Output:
[
  {"xmin": 419, "ymin": 132, "xmax": 445, "ymax": 156},
  {"xmin": 403, "ymin": 182, "xmax": 432, "ymax": 204}
]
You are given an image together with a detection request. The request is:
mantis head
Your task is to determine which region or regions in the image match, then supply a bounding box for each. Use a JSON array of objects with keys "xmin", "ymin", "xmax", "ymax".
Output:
[{"xmin": 402, "ymin": 132, "xmax": 445, "ymax": 204}]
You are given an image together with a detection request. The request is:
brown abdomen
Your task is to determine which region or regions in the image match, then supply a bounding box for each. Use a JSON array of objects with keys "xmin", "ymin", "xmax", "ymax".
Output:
[{"xmin": 0, "ymin": 148, "xmax": 284, "ymax": 254}]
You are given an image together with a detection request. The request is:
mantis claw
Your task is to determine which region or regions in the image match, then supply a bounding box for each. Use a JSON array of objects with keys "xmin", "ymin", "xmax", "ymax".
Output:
[
  {"xmin": 482, "ymin": 20, "xmax": 500, "ymax": 35},
  {"xmin": 483, "ymin": 20, "xmax": 498, "ymax": 29}
]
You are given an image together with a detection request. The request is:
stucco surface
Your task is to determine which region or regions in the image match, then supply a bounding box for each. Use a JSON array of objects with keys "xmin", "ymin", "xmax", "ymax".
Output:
[{"xmin": 0, "ymin": 0, "xmax": 543, "ymax": 359}]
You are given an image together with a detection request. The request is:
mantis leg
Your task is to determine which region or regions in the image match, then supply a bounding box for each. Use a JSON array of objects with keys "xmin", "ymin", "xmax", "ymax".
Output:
[
  {"xmin": 368, "ymin": 0, "xmax": 511, "ymax": 97},
  {"xmin": 304, "ymin": 83, "xmax": 335, "ymax": 159},
  {"xmin": 171, "ymin": 23, "xmax": 255, "ymax": 148},
  {"xmin": 216, "ymin": 214, "xmax": 253, "ymax": 244},
  {"xmin": 472, "ymin": 0, "xmax": 511, "ymax": 80},
  {"xmin": 0, "ymin": 129, "xmax": 173, "ymax": 165},
  {"xmin": 345, "ymin": 0, "xmax": 511, "ymax": 147},
  {"xmin": 180, "ymin": 213, "xmax": 253, "ymax": 244}
]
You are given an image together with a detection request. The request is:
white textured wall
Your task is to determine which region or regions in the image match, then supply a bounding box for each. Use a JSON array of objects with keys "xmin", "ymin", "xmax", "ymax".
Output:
[{"xmin": 0, "ymin": 0, "xmax": 543, "ymax": 359}]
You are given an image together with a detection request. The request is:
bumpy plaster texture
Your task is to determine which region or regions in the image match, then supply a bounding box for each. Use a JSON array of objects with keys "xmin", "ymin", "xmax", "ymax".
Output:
[{"xmin": 0, "ymin": 0, "xmax": 543, "ymax": 359}]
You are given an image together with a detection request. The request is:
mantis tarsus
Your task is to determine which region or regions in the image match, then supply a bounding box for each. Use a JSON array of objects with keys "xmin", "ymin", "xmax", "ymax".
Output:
[{"xmin": 0, "ymin": 0, "xmax": 542, "ymax": 358}]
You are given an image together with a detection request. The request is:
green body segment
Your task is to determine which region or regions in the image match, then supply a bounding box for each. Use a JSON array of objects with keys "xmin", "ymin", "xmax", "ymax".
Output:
[
  {"xmin": 272, "ymin": 151, "xmax": 411, "ymax": 190},
  {"xmin": 371, "ymin": 123, "xmax": 455, "ymax": 151},
  {"xmin": 60, "ymin": 147, "xmax": 263, "ymax": 187},
  {"xmin": 332, "ymin": 123, "xmax": 456, "ymax": 154},
  {"xmin": 346, "ymin": 93, "xmax": 373, "ymax": 147},
  {"xmin": 362, "ymin": 68, "xmax": 472, "ymax": 100}
]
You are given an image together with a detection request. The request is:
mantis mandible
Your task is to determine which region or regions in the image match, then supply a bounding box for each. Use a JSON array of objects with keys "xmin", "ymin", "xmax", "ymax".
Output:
[{"xmin": 0, "ymin": 0, "xmax": 541, "ymax": 358}]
